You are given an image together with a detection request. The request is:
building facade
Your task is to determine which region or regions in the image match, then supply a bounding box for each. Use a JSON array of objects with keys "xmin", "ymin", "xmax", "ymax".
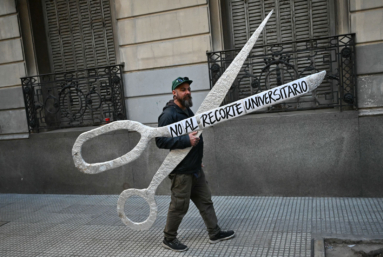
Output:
[{"xmin": 0, "ymin": 0, "xmax": 382, "ymax": 196}]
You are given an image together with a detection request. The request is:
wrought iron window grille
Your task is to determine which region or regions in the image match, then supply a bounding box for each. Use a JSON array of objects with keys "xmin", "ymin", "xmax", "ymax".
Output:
[
  {"xmin": 207, "ymin": 34, "xmax": 357, "ymax": 112},
  {"xmin": 21, "ymin": 64, "xmax": 126, "ymax": 133}
]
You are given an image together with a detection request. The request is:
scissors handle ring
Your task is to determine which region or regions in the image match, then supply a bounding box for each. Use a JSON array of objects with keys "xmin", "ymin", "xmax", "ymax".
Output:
[
  {"xmin": 117, "ymin": 188, "xmax": 157, "ymax": 230},
  {"xmin": 72, "ymin": 120, "xmax": 168, "ymax": 174}
]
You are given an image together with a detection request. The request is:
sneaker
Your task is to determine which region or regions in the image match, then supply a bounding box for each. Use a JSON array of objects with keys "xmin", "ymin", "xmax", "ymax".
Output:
[
  {"xmin": 209, "ymin": 230, "xmax": 235, "ymax": 244},
  {"xmin": 162, "ymin": 238, "xmax": 189, "ymax": 252}
]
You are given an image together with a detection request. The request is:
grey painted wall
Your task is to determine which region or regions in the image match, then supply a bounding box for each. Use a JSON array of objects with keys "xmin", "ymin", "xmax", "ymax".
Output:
[{"xmin": 1, "ymin": 110, "xmax": 381, "ymax": 197}]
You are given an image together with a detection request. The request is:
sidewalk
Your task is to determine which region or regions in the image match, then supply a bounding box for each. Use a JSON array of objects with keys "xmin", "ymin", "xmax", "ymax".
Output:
[{"xmin": 0, "ymin": 194, "xmax": 383, "ymax": 257}]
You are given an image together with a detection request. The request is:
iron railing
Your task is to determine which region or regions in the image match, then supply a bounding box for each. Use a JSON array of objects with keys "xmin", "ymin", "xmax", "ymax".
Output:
[
  {"xmin": 21, "ymin": 64, "xmax": 126, "ymax": 133},
  {"xmin": 207, "ymin": 34, "xmax": 357, "ymax": 112}
]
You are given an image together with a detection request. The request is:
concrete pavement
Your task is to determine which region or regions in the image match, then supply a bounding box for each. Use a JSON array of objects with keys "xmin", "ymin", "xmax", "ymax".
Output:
[{"xmin": 0, "ymin": 194, "xmax": 383, "ymax": 256}]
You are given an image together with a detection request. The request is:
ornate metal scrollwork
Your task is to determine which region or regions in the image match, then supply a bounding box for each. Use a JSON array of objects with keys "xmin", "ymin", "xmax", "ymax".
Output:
[
  {"xmin": 59, "ymin": 81, "xmax": 87, "ymax": 122},
  {"xmin": 21, "ymin": 64, "xmax": 126, "ymax": 133},
  {"xmin": 207, "ymin": 34, "xmax": 357, "ymax": 111}
]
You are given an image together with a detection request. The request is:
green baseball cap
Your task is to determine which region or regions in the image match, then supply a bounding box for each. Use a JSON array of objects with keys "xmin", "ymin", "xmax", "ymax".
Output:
[{"xmin": 171, "ymin": 77, "xmax": 193, "ymax": 91}]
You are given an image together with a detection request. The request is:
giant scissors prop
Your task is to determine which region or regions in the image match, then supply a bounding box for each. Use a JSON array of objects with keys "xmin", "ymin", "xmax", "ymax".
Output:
[{"xmin": 72, "ymin": 10, "xmax": 326, "ymax": 230}]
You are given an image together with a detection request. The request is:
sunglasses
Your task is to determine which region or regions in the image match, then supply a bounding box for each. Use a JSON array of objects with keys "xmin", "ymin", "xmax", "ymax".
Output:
[{"xmin": 176, "ymin": 77, "xmax": 189, "ymax": 83}]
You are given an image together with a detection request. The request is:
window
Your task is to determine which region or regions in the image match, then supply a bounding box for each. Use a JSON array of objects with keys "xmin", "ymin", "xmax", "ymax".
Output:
[
  {"xmin": 208, "ymin": 0, "xmax": 356, "ymax": 111},
  {"xmin": 21, "ymin": 0, "xmax": 126, "ymax": 132},
  {"xmin": 43, "ymin": 0, "xmax": 116, "ymax": 73}
]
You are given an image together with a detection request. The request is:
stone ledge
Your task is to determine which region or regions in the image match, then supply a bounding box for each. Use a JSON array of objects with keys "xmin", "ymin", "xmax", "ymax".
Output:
[
  {"xmin": 359, "ymin": 108, "xmax": 383, "ymax": 117},
  {"xmin": 0, "ymin": 133, "xmax": 29, "ymax": 140}
]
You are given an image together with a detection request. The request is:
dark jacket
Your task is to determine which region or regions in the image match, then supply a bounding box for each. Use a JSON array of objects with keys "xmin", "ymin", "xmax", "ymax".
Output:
[{"xmin": 155, "ymin": 100, "xmax": 203, "ymax": 174}]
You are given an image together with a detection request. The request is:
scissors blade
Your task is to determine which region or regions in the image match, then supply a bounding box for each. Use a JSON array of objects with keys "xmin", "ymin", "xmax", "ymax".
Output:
[
  {"xmin": 147, "ymin": 12, "xmax": 274, "ymax": 191},
  {"xmin": 196, "ymin": 10, "xmax": 273, "ymax": 115},
  {"xmin": 117, "ymin": 12, "xmax": 276, "ymax": 230}
]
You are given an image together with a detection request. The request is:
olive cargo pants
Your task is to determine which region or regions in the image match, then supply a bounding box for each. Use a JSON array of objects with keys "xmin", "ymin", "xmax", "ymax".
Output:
[{"xmin": 164, "ymin": 169, "xmax": 221, "ymax": 240}]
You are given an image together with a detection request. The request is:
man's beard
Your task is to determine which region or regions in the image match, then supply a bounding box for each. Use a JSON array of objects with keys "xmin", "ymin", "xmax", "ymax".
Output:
[{"xmin": 176, "ymin": 93, "xmax": 193, "ymax": 108}]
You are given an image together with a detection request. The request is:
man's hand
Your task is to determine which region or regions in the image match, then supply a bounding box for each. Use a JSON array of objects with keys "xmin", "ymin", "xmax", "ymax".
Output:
[{"xmin": 189, "ymin": 131, "xmax": 200, "ymax": 146}]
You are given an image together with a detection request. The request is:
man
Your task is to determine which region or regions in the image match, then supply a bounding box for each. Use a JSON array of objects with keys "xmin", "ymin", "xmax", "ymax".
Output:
[{"xmin": 156, "ymin": 77, "xmax": 235, "ymax": 252}]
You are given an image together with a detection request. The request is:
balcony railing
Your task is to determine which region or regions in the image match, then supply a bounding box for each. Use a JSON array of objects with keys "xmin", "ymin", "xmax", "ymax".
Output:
[
  {"xmin": 21, "ymin": 64, "xmax": 126, "ymax": 133},
  {"xmin": 207, "ymin": 34, "xmax": 357, "ymax": 112}
]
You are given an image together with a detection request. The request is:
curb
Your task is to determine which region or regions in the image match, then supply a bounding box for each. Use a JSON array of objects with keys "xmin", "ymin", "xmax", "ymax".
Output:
[{"xmin": 311, "ymin": 238, "xmax": 325, "ymax": 257}]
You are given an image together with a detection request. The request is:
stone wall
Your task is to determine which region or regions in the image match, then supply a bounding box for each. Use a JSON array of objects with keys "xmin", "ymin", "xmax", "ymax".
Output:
[
  {"xmin": 349, "ymin": 0, "xmax": 383, "ymax": 116},
  {"xmin": 113, "ymin": 0, "xmax": 214, "ymax": 123},
  {"xmin": 1, "ymin": 0, "xmax": 383, "ymax": 198},
  {"xmin": 0, "ymin": 0, "xmax": 29, "ymax": 140}
]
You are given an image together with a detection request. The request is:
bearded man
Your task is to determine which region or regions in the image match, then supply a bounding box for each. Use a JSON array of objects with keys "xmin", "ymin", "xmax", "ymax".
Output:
[{"xmin": 155, "ymin": 77, "xmax": 235, "ymax": 252}]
